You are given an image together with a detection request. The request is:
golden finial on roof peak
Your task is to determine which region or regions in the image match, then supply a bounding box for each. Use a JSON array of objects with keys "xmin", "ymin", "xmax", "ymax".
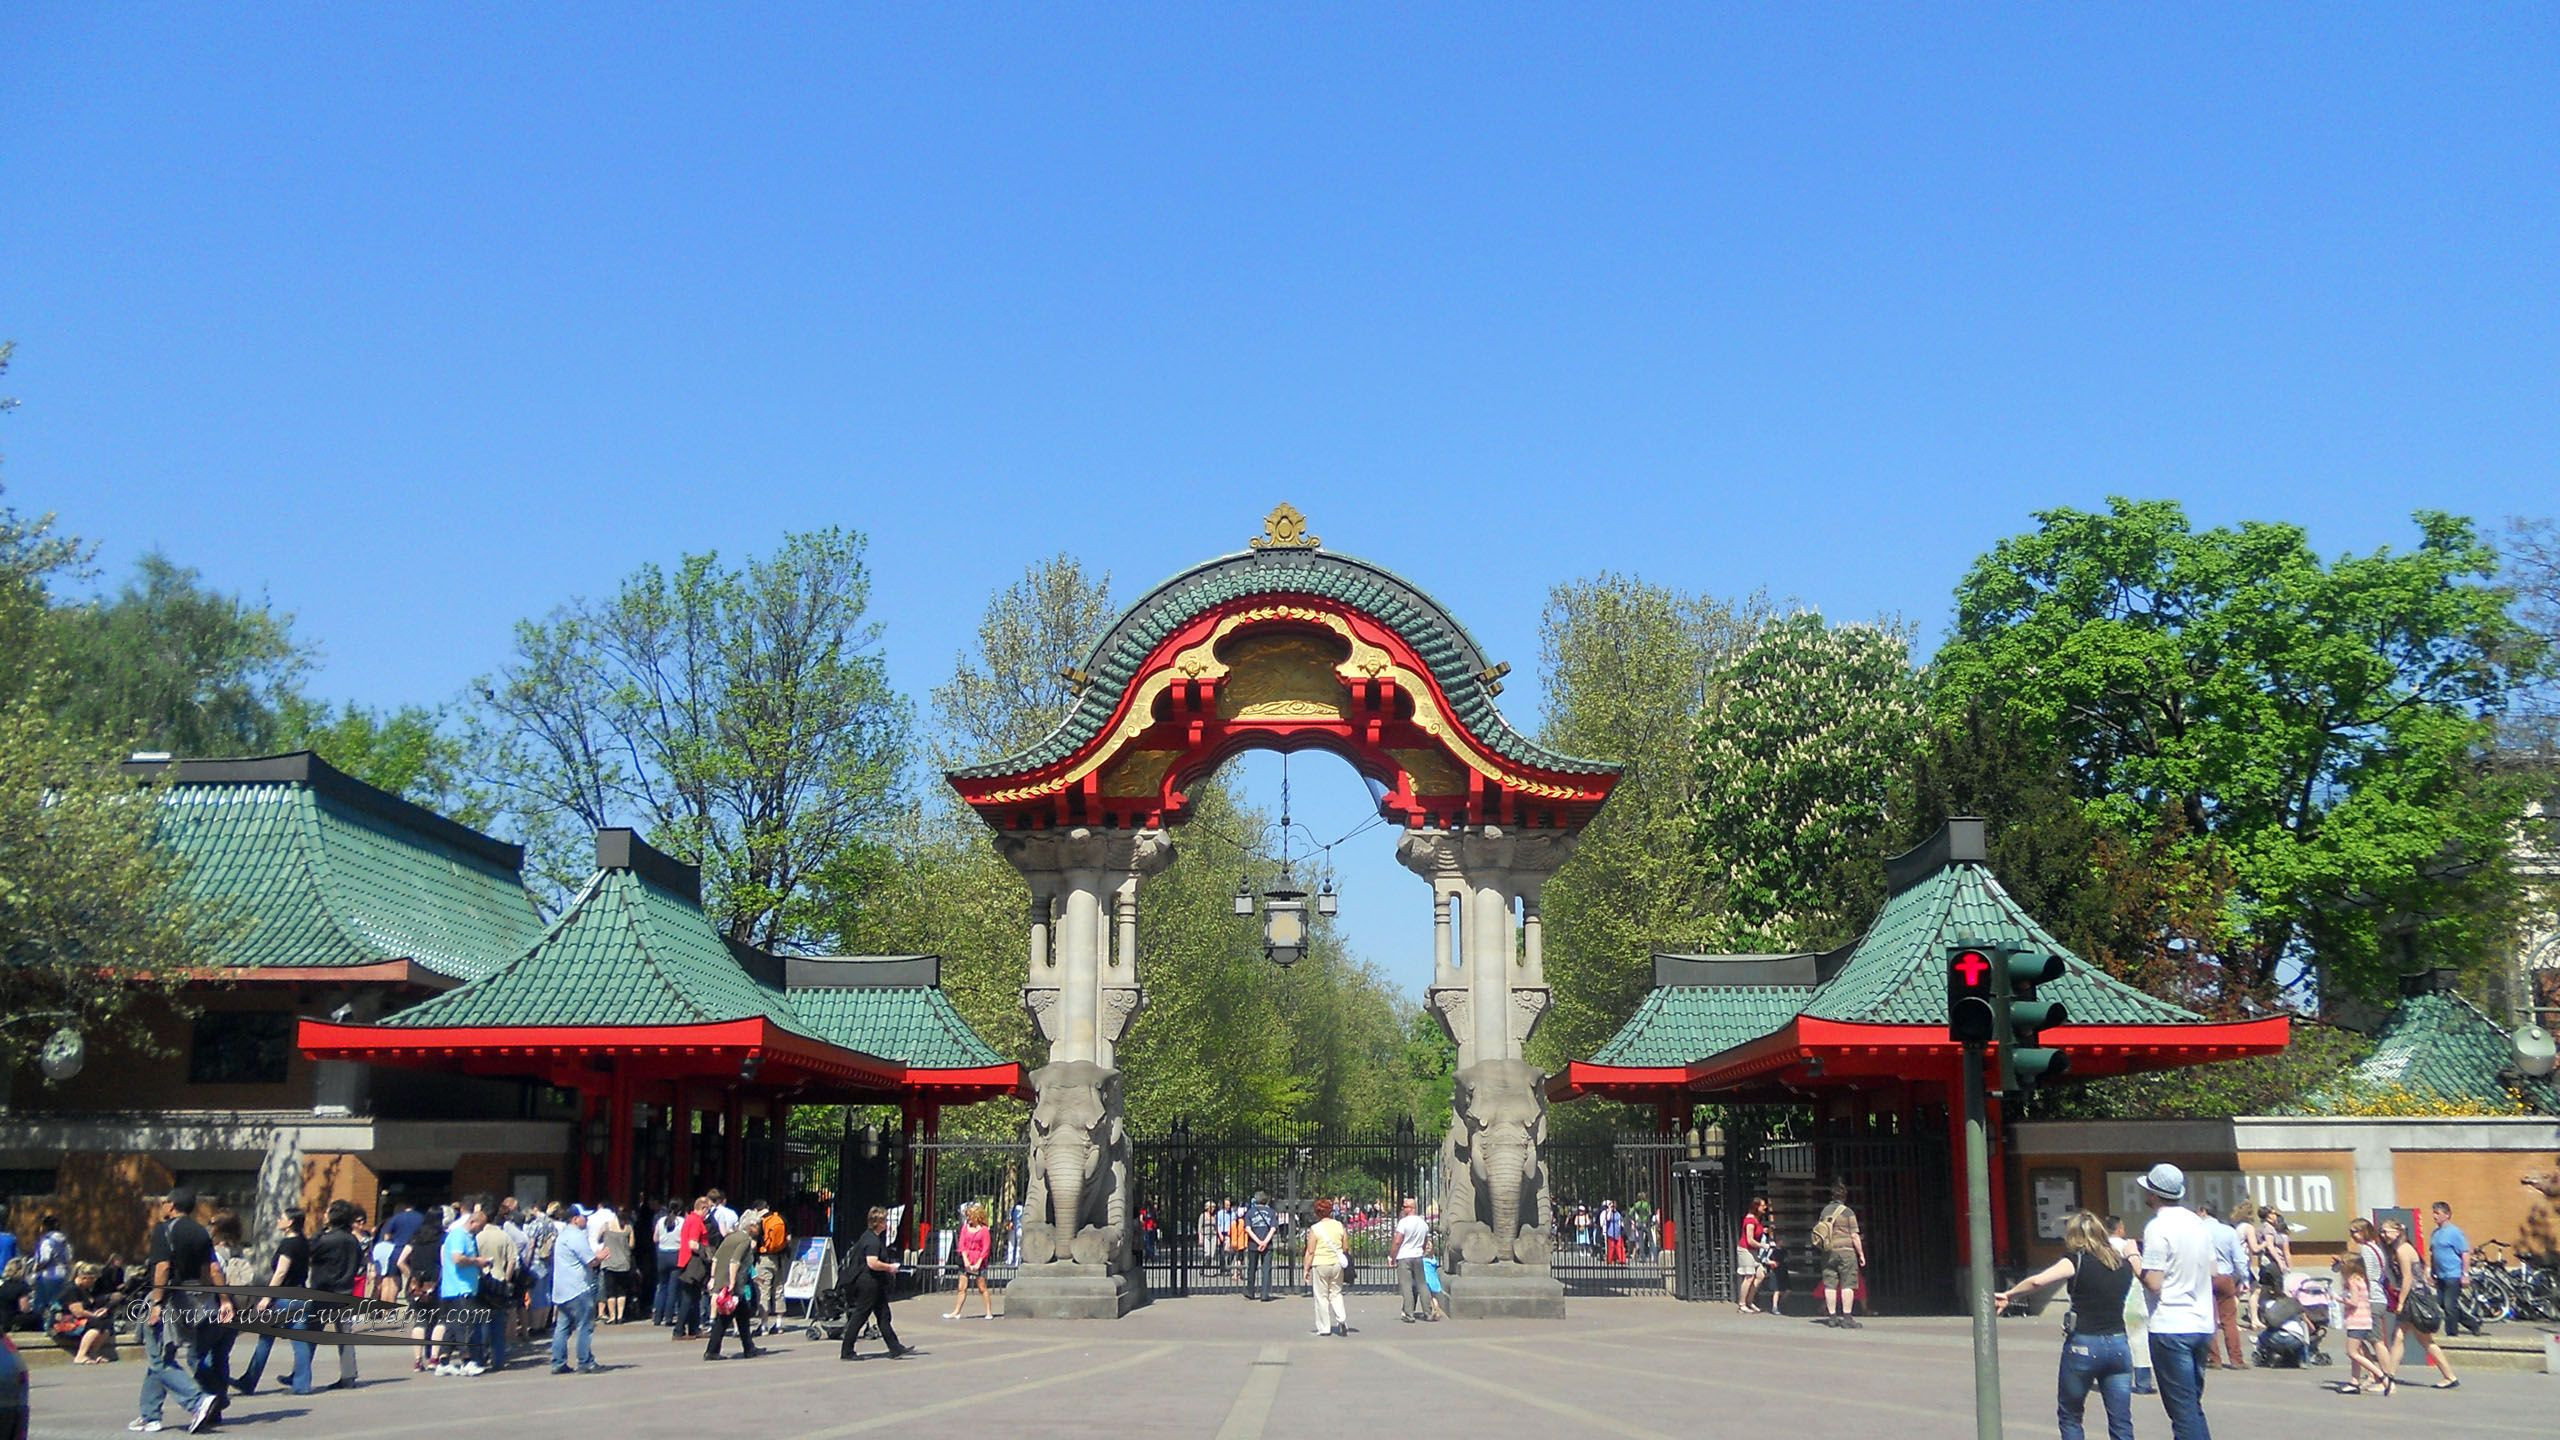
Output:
[{"xmin": 1250, "ymin": 503, "xmax": 1321, "ymax": 551}]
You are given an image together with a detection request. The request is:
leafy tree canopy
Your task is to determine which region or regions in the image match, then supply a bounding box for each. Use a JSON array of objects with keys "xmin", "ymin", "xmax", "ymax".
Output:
[
  {"xmin": 1692, "ymin": 611, "xmax": 1925, "ymax": 952},
  {"xmin": 1936, "ymin": 499, "xmax": 2542, "ymax": 1001},
  {"xmin": 1530, "ymin": 574, "xmax": 1765, "ymax": 1089},
  {"xmin": 470, "ymin": 528, "xmax": 912, "ymax": 949}
]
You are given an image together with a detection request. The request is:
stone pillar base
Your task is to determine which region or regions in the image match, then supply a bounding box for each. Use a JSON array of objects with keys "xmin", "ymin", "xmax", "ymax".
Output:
[
  {"xmin": 1002, "ymin": 1263, "xmax": 1147, "ymax": 1319},
  {"xmin": 1443, "ymin": 1267, "xmax": 1566, "ymax": 1320}
]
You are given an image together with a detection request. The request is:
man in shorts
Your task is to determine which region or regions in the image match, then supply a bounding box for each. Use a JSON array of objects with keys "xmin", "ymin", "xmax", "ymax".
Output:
[{"xmin": 1815, "ymin": 1181, "xmax": 1866, "ymax": 1328}]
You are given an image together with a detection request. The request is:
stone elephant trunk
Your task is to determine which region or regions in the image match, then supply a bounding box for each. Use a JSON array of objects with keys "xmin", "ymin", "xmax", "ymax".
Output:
[
  {"xmin": 1021, "ymin": 1059, "xmax": 1133, "ymax": 1274},
  {"xmin": 1443, "ymin": 1057, "xmax": 1553, "ymax": 1268}
]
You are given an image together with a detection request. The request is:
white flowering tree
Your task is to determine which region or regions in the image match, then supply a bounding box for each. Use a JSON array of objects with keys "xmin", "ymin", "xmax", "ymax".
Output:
[{"xmin": 1691, "ymin": 612, "xmax": 1924, "ymax": 951}]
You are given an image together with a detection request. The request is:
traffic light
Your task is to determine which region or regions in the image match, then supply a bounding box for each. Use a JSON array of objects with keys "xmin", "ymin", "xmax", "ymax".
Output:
[
  {"xmin": 2000, "ymin": 946, "xmax": 2071, "ymax": 1092},
  {"xmin": 1946, "ymin": 940, "xmax": 1998, "ymax": 1044}
]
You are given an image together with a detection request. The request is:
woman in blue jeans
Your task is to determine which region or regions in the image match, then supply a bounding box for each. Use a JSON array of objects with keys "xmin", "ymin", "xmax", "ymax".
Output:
[{"xmin": 1996, "ymin": 1211, "xmax": 2138, "ymax": 1440}]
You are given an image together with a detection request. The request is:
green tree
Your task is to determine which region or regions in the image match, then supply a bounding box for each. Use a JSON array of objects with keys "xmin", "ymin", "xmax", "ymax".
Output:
[
  {"xmin": 2503, "ymin": 516, "xmax": 2560, "ymax": 743},
  {"xmin": 1935, "ymin": 500, "xmax": 2541, "ymax": 1001},
  {"xmin": 0, "ymin": 481, "xmax": 227, "ymax": 1070},
  {"xmin": 48, "ymin": 553, "xmax": 307, "ymax": 756},
  {"xmin": 275, "ymin": 697, "xmax": 494, "ymax": 828},
  {"xmin": 1692, "ymin": 612, "xmax": 1926, "ymax": 951},
  {"xmin": 1530, "ymin": 574, "xmax": 1766, "ymax": 1078},
  {"xmin": 470, "ymin": 528, "xmax": 912, "ymax": 947},
  {"xmin": 1894, "ymin": 700, "xmax": 2244, "ymax": 1013}
]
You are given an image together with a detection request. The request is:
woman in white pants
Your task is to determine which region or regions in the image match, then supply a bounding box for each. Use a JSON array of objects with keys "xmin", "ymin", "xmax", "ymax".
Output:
[{"xmin": 1302, "ymin": 1198, "xmax": 1351, "ymax": 1337}]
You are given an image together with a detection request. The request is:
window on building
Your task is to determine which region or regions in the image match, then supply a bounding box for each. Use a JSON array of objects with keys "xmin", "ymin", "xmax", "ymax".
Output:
[{"xmin": 188, "ymin": 1010, "xmax": 294, "ymax": 1084}]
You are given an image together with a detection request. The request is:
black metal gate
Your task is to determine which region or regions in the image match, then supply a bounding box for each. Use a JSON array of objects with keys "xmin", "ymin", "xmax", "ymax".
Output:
[
  {"xmin": 1671, "ymin": 1158, "xmax": 1742, "ymax": 1302},
  {"xmin": 1544, "ymin": 1133, "xmax": 1687, "ymax": 1296},
  {"xmin": 1761, "ymin": 1134, "xmax": 1954, "ymax": 1314},
  {"xmin": 1131, "ymin": 1118, "xmax": 1435, "ymax": 1296}
]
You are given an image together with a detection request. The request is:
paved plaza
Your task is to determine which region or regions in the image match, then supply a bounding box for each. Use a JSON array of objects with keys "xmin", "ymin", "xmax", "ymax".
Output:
[{"xmin": 25, "ymin": 1294, "xmax": 2552, "ymax": 1440}]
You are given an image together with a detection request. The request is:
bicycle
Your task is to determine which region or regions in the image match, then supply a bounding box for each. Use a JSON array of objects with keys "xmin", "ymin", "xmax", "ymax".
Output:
[{"xmin": 2467, "ymin": 1240, "xmax": 2560, "ymax": 1324}]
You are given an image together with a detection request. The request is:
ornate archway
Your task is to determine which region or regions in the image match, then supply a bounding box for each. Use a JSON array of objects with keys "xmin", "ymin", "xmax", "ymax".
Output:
[{"xmin": 948, "ymin": 506, "xmax": 1620, "ymax": 1317}]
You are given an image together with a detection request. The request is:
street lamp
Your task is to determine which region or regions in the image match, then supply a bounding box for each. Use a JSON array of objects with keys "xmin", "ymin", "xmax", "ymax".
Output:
[{"xmin": 1260, "ymin": 880, "xmax": 1309, "ymax": 967}]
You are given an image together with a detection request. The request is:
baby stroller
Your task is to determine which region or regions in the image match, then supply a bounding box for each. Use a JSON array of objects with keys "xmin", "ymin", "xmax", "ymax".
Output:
[{"xmin": 2255, "ymin": 1274, "xmax": 2331, "ymax": 1368}]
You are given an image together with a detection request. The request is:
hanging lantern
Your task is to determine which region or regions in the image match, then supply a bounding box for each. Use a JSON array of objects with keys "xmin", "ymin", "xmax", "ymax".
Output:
[
  {"xmin": 1234, "ymin": 876, "xmax": 1256, "ymax": 917},
  {"xmin": 1261, "ymin": 882, "xmax": 1308, "ymax": 967},
  {"xmin": 1316, "ymin": 876, "xmax": 1338, "ymax": 917}
]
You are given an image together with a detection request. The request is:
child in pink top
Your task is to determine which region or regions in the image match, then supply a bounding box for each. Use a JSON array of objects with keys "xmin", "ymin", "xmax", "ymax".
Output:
[
  {"xmin": 2336, "ymin": 1255, "xmax": 2391, "ymax": 1394},
  {"xmin": 945, "ymin": 1203, "xmax": 996, "ymax": 1320}
]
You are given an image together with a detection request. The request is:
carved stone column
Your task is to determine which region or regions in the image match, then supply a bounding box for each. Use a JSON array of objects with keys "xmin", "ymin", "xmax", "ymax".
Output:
[{"xmin": 993, "ymin": 826, "xmax": 1168, "ymax": 1319}]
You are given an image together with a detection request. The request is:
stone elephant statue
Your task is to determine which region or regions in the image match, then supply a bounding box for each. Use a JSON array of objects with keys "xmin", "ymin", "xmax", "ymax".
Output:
[
  {"xmin": 1020, "ymin": 1059, "xmax": 1133, "ymax": 1272},
  {"xmin": 1442, "ymin": 1057, "xmax": 1552, "ymax": 1267}
]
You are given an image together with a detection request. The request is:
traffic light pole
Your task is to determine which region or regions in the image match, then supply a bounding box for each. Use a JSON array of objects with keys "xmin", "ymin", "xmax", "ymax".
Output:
[{"xmin": 1963, "ymin": 1041, "xmax": 2003, "ymax": 1440}]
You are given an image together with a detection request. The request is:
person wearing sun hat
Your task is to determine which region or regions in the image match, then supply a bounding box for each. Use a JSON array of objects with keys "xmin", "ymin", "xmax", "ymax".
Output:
[{"xmin": 2134, "ymin": 1164, "xmax": 2216, "ymax": 1440}]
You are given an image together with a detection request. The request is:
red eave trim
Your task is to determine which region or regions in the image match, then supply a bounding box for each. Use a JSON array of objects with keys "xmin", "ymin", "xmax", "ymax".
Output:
[
  {"xmin": 907, "ymin": 1063, "xmax": 1032, "ymax": 1101},
  {"xmin": 298, "ymin": 1016, "xmax": 907, "ymax": 1088},
  {"xmin": 1677, "ymin": 1015, "xmax": 2294, "ymax": 1093},
  {"xmin": 1549, "ymin": 1061, "xmax": 1693, "ymax": 1102}
]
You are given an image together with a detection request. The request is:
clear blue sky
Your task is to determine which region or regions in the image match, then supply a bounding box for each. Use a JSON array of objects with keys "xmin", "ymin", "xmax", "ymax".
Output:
[{"xmin": 6, "ymin": 8, "xmax": 2554, "ymax": 994}]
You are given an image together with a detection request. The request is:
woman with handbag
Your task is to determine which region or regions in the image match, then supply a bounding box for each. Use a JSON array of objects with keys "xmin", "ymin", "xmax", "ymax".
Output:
[
  {"xmin": 944, "ymin": 1203, "xmax": 995, "ymax": 1321},
  {"xmin": 2380, "ymin": 1218, "xmax": 2458, "ymax": 1388},
  {"xmin": 1991, "ymin": 1211, "xmax": 2136, "ymax": 1440},
  {"xmin": 1302, "ymin": 1197, "xmax": 1351, "ymax": 1338}
]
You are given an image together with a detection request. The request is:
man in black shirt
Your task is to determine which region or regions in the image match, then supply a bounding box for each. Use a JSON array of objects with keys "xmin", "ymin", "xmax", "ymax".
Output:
[
  {"xmin": 304, "ymin": 1202, "xmax": 366, "ymax": 1389},
  {"xmin": 837, "ymin": 1206, "xmax": 910, "ymax": 1361},
  {"xmin": 139, "ymin": 1186, "xmax": 223, "ymax": 1432},
  {"xmin": 239, "ymin": 1208, "xmax": 316, "ymax": 1396}
]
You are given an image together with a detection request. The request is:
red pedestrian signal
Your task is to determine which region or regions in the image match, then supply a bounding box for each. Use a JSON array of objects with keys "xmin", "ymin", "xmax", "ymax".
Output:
[{"xmin": 1947, "ymin": 942, "xmax": 1998, "ymax": 1044}]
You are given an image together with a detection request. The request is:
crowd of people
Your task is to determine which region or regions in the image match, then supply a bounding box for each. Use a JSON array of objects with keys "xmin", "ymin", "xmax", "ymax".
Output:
[
  {"xmin": 1990, "ymin": 1163, "xmax": 2496, "ymax": 1440},
  {"xmin": 77, "ymin": 1181, "xmax": 816, "ymax": 1431}
]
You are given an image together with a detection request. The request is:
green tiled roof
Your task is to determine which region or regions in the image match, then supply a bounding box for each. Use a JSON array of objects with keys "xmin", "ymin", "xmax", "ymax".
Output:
[
  {"xmin": 948, "ymin": 547, "xmax": 1617, "ymax": 781},
  {"xmin": 1591, "ymin": 982, "xmax": 1816, "ymax": 1067},
  {"xmin": 787, "ymin": 978, "xmax": 1007, "ymax": 1069},
  {"xmin": 2306, "ymin": 991, "xmax": 2560, "ymax": 1116},
  {"xmin": 1803, "ymin": 864, "xmax": 2198, "ymax": 1027},
  {"xmin": 155, "ymin": 774, "xmax": 545, "ymax": 983},
  {"xmin": 1582, "ymin": 831, "xmax": 2206, "ymax": 1070},
  {"xmin": 385, "ymin": 869, "xmax": 819, "ymax": 1035}
]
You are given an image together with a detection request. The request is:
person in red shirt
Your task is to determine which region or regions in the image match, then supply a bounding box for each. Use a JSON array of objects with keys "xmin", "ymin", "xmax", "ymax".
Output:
[
  {"xmin": 673, "ymin": 1197, "xmax": 712, "ymax": 1341},
  {"xmin": 1738, "ymin": 1196, "xmax": 1774, "ymax": 1315}
]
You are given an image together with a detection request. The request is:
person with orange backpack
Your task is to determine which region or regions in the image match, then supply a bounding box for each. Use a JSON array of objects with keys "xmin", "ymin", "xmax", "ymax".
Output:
[{"xmin": 753, "ymin": 1202, "xmax": 788, "ymax": 1336}]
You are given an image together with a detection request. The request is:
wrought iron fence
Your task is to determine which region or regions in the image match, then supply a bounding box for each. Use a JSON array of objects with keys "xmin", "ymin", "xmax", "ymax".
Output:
[
  {"xmin": 1131, "ymin": 1118, "xmax": 1438, "ymax": 1295},
  {"xmin": 1544, "ymin": 1133, "xmax": 1685, "ymax": 1296}
]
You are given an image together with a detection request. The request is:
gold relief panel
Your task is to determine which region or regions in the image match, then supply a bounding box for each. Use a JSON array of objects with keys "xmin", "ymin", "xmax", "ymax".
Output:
[
  {"xmin": 1098, "ymin": 748, "xmax": 1179, "ymax": 799},
  {"xmin": 1389, "ymin": 747, "xmax": 1469, "ymax": 795},
  {"xmin": 1215, "ymin": 632, "xmax": 1352, "ymax": 722}
]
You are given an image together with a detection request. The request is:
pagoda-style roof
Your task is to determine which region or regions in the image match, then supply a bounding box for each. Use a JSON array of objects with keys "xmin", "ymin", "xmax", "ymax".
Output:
[
  {"xmin": 950, "ymin": 543, "xmax": 1614, "ymax": 785},
  {"xmin": 2302, "ymin": 976, "xmax": 2560, "ymax": 1117},
  {"xmin": 1559, "ymin": 819, "xmax": 2290, "ymax": 1102},
  {"xmin": 301, "ymin": 831, "xmax": 1023, "ymax": 1103},
  {"xmin": 780, "ymin": 956, "xmax": 1009, "ymax": 1072},
  {"xmin": 128, "ymin": 752, "xmax": 546, "ymax": 986},
  {"xmin": 945, "ymin": 513, "xmax": 1621, "ymax": 832}
]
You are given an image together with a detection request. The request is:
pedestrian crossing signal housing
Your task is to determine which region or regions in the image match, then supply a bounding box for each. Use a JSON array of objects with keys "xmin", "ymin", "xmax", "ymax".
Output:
[
  {"xmin": 1946, "ymin": 942, "xmax": 1998, "ymax": 1045},
  {"xmin": 2000, "ymin": 947, "xmax": 2070, "ymax": 1093}
]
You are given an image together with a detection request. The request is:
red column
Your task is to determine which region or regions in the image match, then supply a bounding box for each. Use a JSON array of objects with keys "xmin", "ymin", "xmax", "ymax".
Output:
[
  {"xmin": 605, "ymin": 1061, "xmax": 633, "ymax": 1208},
  {"xmin": 671, "ymin": 1090, "xmax": 694, "ymax": 1202},
  {"xmin": 577, "ymin": 1087, "xmax": 601, "ymax": 1201},
  {"xmin": 723, "ymin": 1090, "xmax": 745, "ymax": 1194}
]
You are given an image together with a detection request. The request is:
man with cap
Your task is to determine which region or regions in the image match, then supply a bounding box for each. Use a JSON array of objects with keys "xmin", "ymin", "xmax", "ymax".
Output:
[
  {"xmin": 548, "ymin": 1205, "xmax": 601, "ymax": 1375},
  {"xmin": 2136, "ymin": 1164, "xmax": 2217, "ymax": 1440}
]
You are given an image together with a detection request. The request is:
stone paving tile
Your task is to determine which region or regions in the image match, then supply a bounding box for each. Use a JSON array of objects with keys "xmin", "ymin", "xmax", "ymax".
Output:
[{"xmin": 24, "ymin": 1292, "xmax": 2552, "ymax": 1439}]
